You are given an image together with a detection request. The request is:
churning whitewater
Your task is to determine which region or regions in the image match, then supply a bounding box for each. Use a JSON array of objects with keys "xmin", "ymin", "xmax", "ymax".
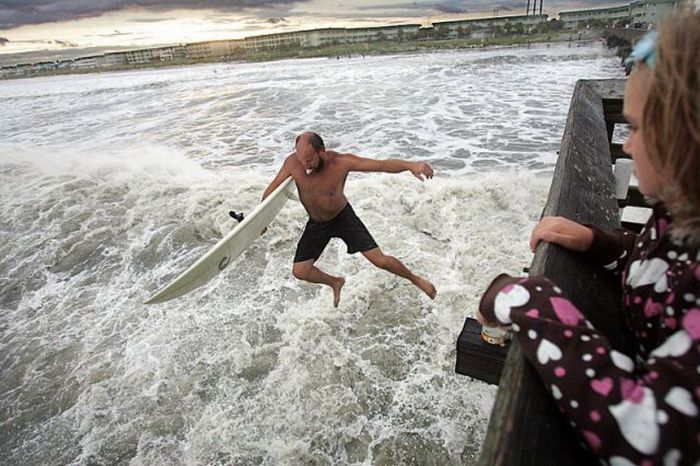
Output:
[{"xmin": 0, "ymin": 42, "xmax": 624, "ymax": 464}]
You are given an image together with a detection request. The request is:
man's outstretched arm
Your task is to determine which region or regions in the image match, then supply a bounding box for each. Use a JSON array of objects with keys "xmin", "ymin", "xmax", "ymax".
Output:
[{"xmin": 343, "ymin": 153, "xmax": 434, "ymax": 181}]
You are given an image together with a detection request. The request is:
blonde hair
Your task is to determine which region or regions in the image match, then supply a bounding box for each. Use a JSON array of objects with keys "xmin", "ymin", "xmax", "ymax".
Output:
[{"xmin": 644, "ymin": 12, "xmax": 700, "ymax": 233}]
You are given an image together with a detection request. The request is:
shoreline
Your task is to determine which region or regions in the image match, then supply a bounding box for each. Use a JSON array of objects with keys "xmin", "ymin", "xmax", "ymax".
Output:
[{"xmin": 0, "ymin": 29, "xmax": 604, "ymax": 82}]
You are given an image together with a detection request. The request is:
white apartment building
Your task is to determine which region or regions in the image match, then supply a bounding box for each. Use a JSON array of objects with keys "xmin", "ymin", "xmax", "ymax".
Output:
[
  {"xmin": 71, "ymin": 56, "xmax": 99, "ymax": 69},
  {"xmin": 69, "ymin": 53, "xmax": 128, "ymax": 69},
  {"xmin": 302, "ymin": 28, "xmax": 348, "ymax": 47},
  {"xmin": 343, "ymin": 24, "xmax": 421, "ymax": 44},
  {"xmin": 97, "ymin": 52, "xmax": 129, "ymax": 68},
  {"xmin": 125, "ymin": 46, "xmax": 185, "ymax": 64},
  {"xmin": 186, "ymin": 39, "xmax": 245, "ymax": 58},
  {"xmin": 559, "ymin": 0, "xmax": 688, "ymax": 28},
  {"xmin": 629, "ymin": 0, "xmax": 688, "ymax": 23},
  {"xmin": 244, "ymin": 32, "xmax": 305, "ymax": 52},
  {"xmin": 559, "ymin": 4, "xmax": 631, "ymax": 28},
  {"xmin": 245, "ymin": 24, "xmax": 421, "ymax": 51},
  {"xmin": 432, "ymin": 14, "xmax": 547, "ymax": 38},
  {"xmin": 126, "ymin": 48, "xmax": 157, "ymax": 64},
  {"xmin": 0, "ymin": 63, "xmax": 32, "ymax": 78}
]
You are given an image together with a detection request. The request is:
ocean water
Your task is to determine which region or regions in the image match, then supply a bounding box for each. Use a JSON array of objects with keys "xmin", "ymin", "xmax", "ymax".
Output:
[{"xmin": 0, "ymin": 42, "xmax": 624, "ymax": 465}]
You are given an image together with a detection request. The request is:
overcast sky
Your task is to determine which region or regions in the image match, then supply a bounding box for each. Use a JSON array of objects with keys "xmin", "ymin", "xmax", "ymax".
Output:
[{"xmin": 0, "ymin": 0, "xmax": 622, "ymax": 54}]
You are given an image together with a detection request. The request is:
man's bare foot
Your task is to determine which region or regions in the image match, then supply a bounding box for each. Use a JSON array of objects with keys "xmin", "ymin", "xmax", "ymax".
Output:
[
  {"xmin": 414, "ymin": 276, "xmax": 437, "ymax": 300},
  {"xmin": 331, "ymin": 277, "xmax": 345, "ymax": 308}
]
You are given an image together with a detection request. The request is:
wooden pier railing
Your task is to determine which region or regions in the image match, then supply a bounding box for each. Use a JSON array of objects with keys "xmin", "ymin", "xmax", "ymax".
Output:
[{"xmin": 460, "ymin": 79, "xmax": 633, "ymax": 465}]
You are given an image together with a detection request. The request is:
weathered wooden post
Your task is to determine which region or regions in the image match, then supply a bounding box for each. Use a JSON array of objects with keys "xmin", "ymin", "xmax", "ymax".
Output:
[{"xmin": 468, "ymin": 79, "xmax": 628, "ymax": 466}]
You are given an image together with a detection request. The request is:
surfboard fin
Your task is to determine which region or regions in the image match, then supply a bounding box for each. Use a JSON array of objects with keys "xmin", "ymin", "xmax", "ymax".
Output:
[{"xmin": 228, "ymin": 210, "xmax": 245, "ymax": 223}]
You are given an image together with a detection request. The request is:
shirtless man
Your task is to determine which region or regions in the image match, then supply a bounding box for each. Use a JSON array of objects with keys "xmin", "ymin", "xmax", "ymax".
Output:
[{"xmin": 262, "ymin": 131, "xmax": 437, "ymax": 307}]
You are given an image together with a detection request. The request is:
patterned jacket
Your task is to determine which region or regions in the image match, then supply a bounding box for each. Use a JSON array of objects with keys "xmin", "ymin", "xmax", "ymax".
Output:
[{"xmin": 479, "ymin": 203, "xmax": 700, "ymax": 465}]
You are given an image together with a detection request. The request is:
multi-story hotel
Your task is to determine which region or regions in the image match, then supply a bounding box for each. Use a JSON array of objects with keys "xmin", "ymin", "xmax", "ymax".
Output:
[
  {"xmin": 429, "ymin": 14, "xmax": 547, "ymax": 39},
  {"xmin": 186, "ymin": 39, "xmax": 245, "ymax": 59},
  {"xmin": 559, "ymin": 0, "xmax": 690, "ymax": 29}
]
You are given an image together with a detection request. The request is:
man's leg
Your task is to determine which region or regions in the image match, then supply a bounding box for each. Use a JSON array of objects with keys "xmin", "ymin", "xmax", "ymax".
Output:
[
  {"xmin": 360, "ymin": 248, "xmax": 436, "ymax": 299},
  {"xmin": 292, "ymin": 259, "xmax": 345, "ymax": 308}
]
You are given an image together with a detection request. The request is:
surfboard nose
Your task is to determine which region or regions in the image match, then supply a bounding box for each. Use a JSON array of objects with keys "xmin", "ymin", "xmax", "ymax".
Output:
[{"xmin": 145, "ymin": 177, "xmax": 295, "ymax": 305}]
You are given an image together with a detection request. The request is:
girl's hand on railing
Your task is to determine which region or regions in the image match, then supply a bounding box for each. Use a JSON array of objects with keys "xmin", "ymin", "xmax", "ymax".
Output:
[{"xmin": 529, "ymin": 216, "xmax": 594, "ymax": 253}]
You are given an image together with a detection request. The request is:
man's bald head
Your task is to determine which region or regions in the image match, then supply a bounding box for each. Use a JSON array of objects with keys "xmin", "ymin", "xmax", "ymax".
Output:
[{"xmin": 295, "ymin": 131, "xmax": 325, "ymax": 153}]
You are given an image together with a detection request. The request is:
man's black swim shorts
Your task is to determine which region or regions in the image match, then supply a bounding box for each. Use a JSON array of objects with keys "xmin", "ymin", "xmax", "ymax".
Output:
[{"xmin": 293, "ymin": 203, "xmax": 378, "ymax": 263}]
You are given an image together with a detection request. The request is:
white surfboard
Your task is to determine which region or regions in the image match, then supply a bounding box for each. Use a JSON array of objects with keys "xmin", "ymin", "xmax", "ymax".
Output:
[{"xmin": 145, "ymin": 177, "xmax": 296, "ymax": 304}]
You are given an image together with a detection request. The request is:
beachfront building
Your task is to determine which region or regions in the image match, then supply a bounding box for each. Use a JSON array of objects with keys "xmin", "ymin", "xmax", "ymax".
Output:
[
  {"xmin": 244, "ymin": 31, "xmax": 305, "ymax": 51},
  {"xmin": 34, "ymin": 61, "xmax": 57, "ymax": 72},
  {"xmin": 186, "ymin": 39, "xmax": 245, "ymax": 59},
  {"xmin": 125, "ymin": 46, "xmax": 186, "ymax": 65},
  {"xmin": 98, "ymin": 52, "xmax": 129, "ymax": 68},
  {"xmin": 301, "ymin": 28, "xmax": 347, "ymax": 47},
  {"xmin": 431, "ymin": 14, "xmax": 548, "ymax": 39},
  {"xmin": 559, "ymin": 4, "xmax": 631, "ymax": 29},
  {"xmin": 0, "ymin": 61, "xmax": 57, "ymax": 78},
  {"xmin": 125, "ymin": 48, "xmax": 157, "ymax": 65},
  {"xmin": 242, "ymin": 17, "xmax": 548, "ymax": 52},
  {"xmin": 244, "ymin": 25, "xmax": 423, "ymax": 51},
  {"xmin": 244, "ymin": 31, "xmax": 303, "ymax": 51},
  {"xmin": 72, "ymin": 56, "xmax": 100, "ymax": 69},
  {"xmin": 629, "ymin": 0, "xmax": 692, "ymax": 23},
  {"xmin": 246, "ymin": 25, "xmax": 392, "ymax": 51},
  {"xmin": 0, "ymin": 63, "xmax": 31, "ymax": 78},
  {"xmin": 65, "ymin": 54, "xmax": 125, "ymax": 69},
  {"xmin": 346, "ymin": 24, "xmax": 422, "ymax": 43},
  {"xmin": 559, "ymin": 0, "xmax": 689, "ymax": 29}
]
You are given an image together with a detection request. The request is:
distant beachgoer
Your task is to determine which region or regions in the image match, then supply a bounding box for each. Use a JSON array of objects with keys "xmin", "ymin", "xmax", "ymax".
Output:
[
  {"xmin": 262, "ymin": 131, "xmax": 437, "ymax": 307},
  {"xmin": 477, "ymin": 13, "xmax": 700, "ymax": 465}
]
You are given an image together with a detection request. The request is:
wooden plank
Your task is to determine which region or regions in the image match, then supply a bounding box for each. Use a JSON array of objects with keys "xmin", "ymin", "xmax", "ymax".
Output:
[
  {"xmin": 477, "ymin": 79, "xmax": 628, "ymax": 466},
  {"xmin": 584, "ymin": 79, "xmax": 625, "ymax": 102},
  {"xmin": 585, "ymin": 79, "xmax": 625, "ymax": 146}
]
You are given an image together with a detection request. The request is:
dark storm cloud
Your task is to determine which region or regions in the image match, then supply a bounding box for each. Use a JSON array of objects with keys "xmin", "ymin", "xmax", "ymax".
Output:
[
  {"xmin": 362, "ymin": 1, "xmax": 498, "ymax": 10},
  {"xmin": 362, "ymin": 0, "xmax": 620, "ymax": 15},
  {"xmin": 0, "ymin": 1, "xmax": 637, "ymax": 30},
  {"xmin": 368, "ymin": 1, "xmax": 474, "ymax": 14},
  {"xmin": 0, "ymin": 0, "xmax": 304, "ymax": 30},
  {"xmin": 357, "ymin": 1, "xmax": 492, "ymax": 16}
]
